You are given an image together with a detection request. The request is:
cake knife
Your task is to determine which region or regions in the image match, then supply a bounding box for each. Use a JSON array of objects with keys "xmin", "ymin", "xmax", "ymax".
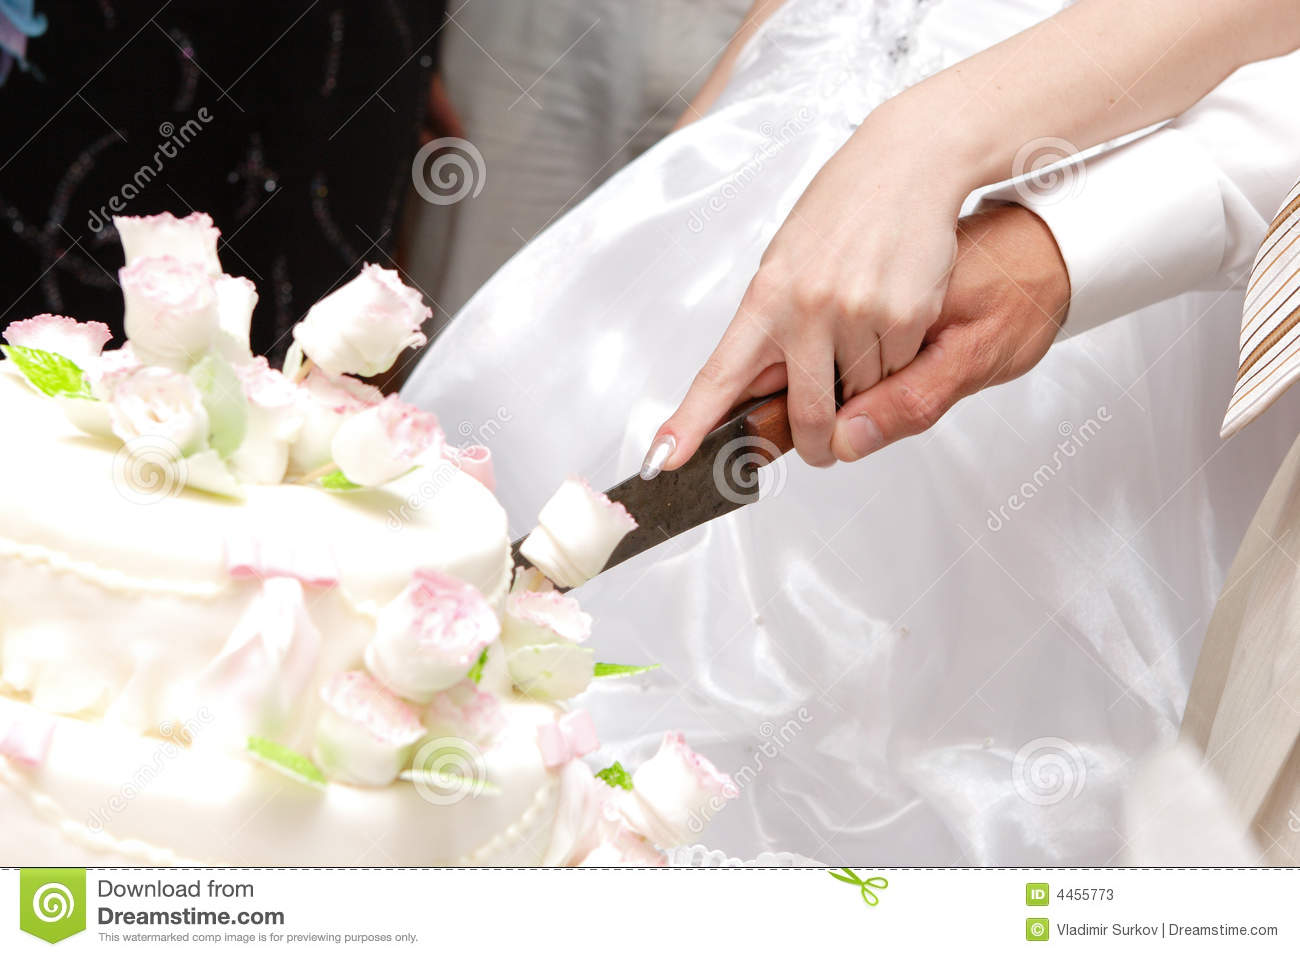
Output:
[{"xmin": 510, "ymin": 391, "xmax": 794, "ymax": 587}]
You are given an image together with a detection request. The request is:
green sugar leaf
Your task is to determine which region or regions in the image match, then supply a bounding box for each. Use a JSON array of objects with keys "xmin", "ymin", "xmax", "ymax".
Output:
[
  {"xmin": 593, "ymin": 662, "xmax": 661, "ymax": 678},
  {"xmin": 190, "ymin": 354, "xmax": 247, "ymax": 457},
  {"xmin": 246, "ymin": 736, "xmax": 327, "ymax": 789},
  {"xmin": 2, "ymin": 344, "xmax": 93, "ymax": 399},
  {"xmin": 467, "ymin": 648, "xmax": 489, "ymax": 684},
  {"xmin": 594, "ymin": 761, "xmax": 634, "ymax": 790},
  {"xmin": 319, "ymin": 469, "xmax": 363, "ymax": 491}
]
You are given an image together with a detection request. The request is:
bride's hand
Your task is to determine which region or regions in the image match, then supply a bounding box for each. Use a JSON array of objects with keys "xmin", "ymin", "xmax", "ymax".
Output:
[
  {"xmin": 647, "ymin": 0, "xmax": 1300, "ymax": 474},
  {"xmin": 647, "ymin": 106, "xmax": 968, "ymax": 469}
]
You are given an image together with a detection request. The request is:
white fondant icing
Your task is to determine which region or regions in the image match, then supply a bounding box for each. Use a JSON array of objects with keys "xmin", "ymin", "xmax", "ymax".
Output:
[
  {"xmin": 0, "ymin": 372, "xmax": 510, "ymax": 740},
  {"xmin": 0, "ymin": 699, "xmax": 562, "ymax": 865}
]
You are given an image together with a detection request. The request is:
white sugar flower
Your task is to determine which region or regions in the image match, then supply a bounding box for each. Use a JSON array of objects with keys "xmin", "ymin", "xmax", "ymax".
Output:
[
  {"xmin": 107, "ymin": 365, "xmax": 210, "ymax": 456},
  {"xmin": 114, "ymin": 211, "xmax": 222, "ymax": 275},
  {"xmin": 365, "ymin": 571, "xmax": 500, "ymax": 702},
  {"xmin": 290, "ymin": 264, "xmax": 429, "ymax": 377},
  {"xmin": 519, "ymin": 477, "xmax": 637, "ymax": 588},
  {"xmin": 330, "ymin": 394, "xmax": 444, "ymax": 487},
  {"xmin": 120, "ymin": 256, "xmax": 220, "ymax": 369}
]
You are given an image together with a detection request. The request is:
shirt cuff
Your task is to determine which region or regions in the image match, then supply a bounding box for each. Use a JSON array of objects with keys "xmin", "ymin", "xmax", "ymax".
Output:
[{"xmin": 977, "ymin": 128, "xmax": 1229, "ymax": 334}]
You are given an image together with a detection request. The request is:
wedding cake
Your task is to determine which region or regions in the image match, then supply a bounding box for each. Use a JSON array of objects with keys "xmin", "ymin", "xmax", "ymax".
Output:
[{"xmin": 0, "ymin": 212, "xmax": 734, "ymax": 865}]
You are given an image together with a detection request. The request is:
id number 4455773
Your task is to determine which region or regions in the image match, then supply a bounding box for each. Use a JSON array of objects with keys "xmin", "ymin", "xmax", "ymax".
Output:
[{"xmin": 1058, "ymin": 888, "xmax": 1115, "ymax": 902}]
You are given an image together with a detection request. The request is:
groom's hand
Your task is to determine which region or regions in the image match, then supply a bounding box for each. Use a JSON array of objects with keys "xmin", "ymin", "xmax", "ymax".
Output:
[{"xmin": 829, "ymin": 204, "xmax": 1070, "ymax": 461}]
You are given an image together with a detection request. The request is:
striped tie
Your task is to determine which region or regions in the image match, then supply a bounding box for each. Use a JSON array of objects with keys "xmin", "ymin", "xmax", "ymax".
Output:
[{"xmin": 1222, "ymin": 178, "xmax": 1300, "ymax": 438}]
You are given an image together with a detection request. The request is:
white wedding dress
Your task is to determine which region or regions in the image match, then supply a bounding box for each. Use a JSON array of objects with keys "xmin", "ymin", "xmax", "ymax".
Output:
[{"xmin": 404, "ymin": 0, "xmax": 1300, "ymax": 864}]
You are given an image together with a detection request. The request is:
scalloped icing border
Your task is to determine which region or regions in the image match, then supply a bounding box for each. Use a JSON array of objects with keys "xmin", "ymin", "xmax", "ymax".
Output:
[{"xmin": 0, "ymin": 755, "xmax": 202, "ymax": 865}]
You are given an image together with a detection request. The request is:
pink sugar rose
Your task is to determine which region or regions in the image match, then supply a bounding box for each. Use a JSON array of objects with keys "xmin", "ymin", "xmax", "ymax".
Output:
[
  {"xmin": 291, "ymin": 263, "xmax": 430, "ymax": 377},
  {"xmin": 445, "ymin": 443, "xmax": 495, "ymax": 491},
  {"xmin": 107, "ymin": 365, "xmax": 210, "ymax": 457},
  {"xmin": 120, "ymin": 255, "xmax": 219, "ymax": 368},
  {"xmin": 365, "ymin": 570, "xmax": 501, "ymax": 702},
  {"xmin": 229, "ymin": 357, "xmax": 304, "ymax": 484},
  {"xmin": 301, "ymin": 367, "xmax": 384, "ymax": 416},
  {"xmin": 212, "ymin": 274, "xmax": 258, "ymax": 359},
  {"xmin": 289, "ymin": 368, "xmax": 383, "ymax": 475},
  {"xmin": 2, "ymin": 314, "xmax": 112, "ymax": 370},
  {"xmin": 519, "ymin": 476, "xmax": 638, "ymax": 588},
  {"xmin": 330, "ymin": 394, "xmax": 444, "ymax": 487},
  {"xmin": 423, "ymin": 681, "xmax": 506, "ymax": 746},
  {"xmin": 93, "ymin": 343, "xmax": 142, "ymax": 391},
  {"xmin": 505, "ymin": 640, "xmax": 594, "ymax": 701},
  {"xmin": 502, "ymin": 589, "xmax": 592, "ymax": 650},
  {"xmin": 313, "ymin": 670, "xmax": 426, "ymax": 787},
  {"xmin": 576, "ymin": 826, "xmax": 668, "ymax": 867},
  {"xmin": 114, "ymin": 211, "xmax": 222, "ymax": 276},
  {"xmin": 620, "ymin": 731, "xmax": 738, "ymax": 849}
]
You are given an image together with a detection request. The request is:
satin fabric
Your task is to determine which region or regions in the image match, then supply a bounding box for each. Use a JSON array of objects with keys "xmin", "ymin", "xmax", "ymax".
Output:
[{"xmin": 404, "ymin": 0, "xmax": 1300, "ymax": 863}]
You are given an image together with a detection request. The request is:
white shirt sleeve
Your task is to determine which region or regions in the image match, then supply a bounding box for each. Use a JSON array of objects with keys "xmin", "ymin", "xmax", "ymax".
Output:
[{"xmin": 976, "ymin": 49, "xmax": 1300, "ymax": 334}]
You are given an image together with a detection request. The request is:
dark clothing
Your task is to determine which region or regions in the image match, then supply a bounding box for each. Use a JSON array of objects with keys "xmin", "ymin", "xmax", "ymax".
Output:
[{"xmin": 0, "ymin": 1, "xmax": 437, "ymax": 361}]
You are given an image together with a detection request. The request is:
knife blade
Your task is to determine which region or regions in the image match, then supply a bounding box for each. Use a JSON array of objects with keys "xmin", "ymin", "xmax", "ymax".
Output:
[{"xmin": 510, "ymin": 391, "xmax": 794, "ymax": 587}]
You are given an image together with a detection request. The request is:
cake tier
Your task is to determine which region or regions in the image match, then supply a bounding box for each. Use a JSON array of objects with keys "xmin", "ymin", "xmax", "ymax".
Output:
[
  {"xmin": 0, "ymin": 371, "xmax": 512, "ymax": 741},
  {"xmin": 0, "ymin": 700, "xmax": 563, "ymax": 865}
]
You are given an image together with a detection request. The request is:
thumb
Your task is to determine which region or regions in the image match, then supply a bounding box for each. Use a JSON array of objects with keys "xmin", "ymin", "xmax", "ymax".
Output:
[{"xmin": 830, "ymin": 334, "xmax": 973, "ymax": 463}]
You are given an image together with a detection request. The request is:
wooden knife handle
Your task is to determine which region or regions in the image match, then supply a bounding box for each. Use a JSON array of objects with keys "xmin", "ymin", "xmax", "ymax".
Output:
[{"xmin": 740, "ymin": 391, "xmax": 793, "ymax": 463}]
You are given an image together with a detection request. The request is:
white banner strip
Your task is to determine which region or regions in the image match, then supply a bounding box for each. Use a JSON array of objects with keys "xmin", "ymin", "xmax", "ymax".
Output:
[{"xmin": 4, "ymin": 867, "xmax": 1298, "ymax": 954}]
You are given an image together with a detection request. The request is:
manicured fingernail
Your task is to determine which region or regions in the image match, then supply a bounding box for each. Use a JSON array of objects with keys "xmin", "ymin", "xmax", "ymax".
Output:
[
  {"xmin": 640, "ymin": 434, "xmax": 676, "ymax": 480},
  {"xmin": 844, "ymin": 414, "xmax": 884, "ymax": 457}
]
